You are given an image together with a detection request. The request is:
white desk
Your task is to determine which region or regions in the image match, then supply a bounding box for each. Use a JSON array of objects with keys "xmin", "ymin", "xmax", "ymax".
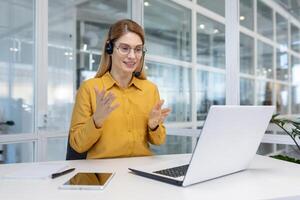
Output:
[{"xmin": 0, "ymin": 154, "xmax": 300, "ymax": 200}]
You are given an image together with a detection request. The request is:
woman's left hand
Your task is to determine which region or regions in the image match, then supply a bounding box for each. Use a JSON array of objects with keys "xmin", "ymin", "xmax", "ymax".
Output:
[{"xmin": 148, "ymin": 100, "xmax": 171, "ymax": 130}]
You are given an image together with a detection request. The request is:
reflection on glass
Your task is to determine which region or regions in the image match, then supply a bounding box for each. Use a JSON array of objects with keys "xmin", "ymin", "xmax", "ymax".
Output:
[
  {"xmin": 276, "ymin": 49, "xmax": 288, "ymax": 81},
  {"xmin": 291, "ymin": 56, "xmax": 300, "ymax": 114},
  {"xmin": 48, "ymin": 2, "xmax": 75, "ymax": 132},
  {"xmin": 292, "ymin": 85, "xmax": 300, "ymax": 114},
  {"xmin": 275, "ymin": 84, "xmax": 288, "ymax": 114},
  {"xmin": 240, "ymin": 33, "xmax": 254, "ymax": 74},
  {"xmin": 257, "ymin": 41, "xmax": 273, "ymax": 79},
  {"xmin": 0, "ymin": 0, "xmax": 34, "ymax": 134},
  {"xmin": 292, "ymin": 56, "xmax": 300, "ymax": 85},
  {"xmin": 240, "ymin": 78, "xmax": 254, "ymax": 105},
  {"xmin": 75, "ymin": 0, "xmax": 129, "ymax": 86},
  {"xmin": 48, "ymin": 0, "xmax": 129, "ymax": 131},
  {"xmin": 257, "ymin": 0, "xmax": 273, "ymax": 39},
  {"xmin": 48, "ymin": 47, "xmax": 74, "ymax": 131},
  {"xmin": 291, "ymin": 24, "xmax": 300, "ymax": 53},
  {"xmin": 197, "ymin": 0, "xmax": 225, "ymax": 16},
  {"xmin": 146, "ymin": 62, "xmax": 191, "ymax": 122},
  {"xmin": 257, "ymin": 81, "xmax": 273, "ymax": 105},
  {"xmin": 76, "ymin": 53, "xmax": 101, "ymax": 72},
  {"xmin": 276, "ymin": 13, "xmax": 288, "ymax": 47},
  {"xmin": 196, "ymin": 71, "xmax": 225, "ymax": 120},
  {"xmin": 68, "ymin": 173, "xmax": 113, "ymax": 186},
  {"xmin": 77, "ymin": 22, "xmax": 109, "ymax": 52},
  {"xmin": 76, "ymin": 20, "xmax": 112, "ymax": 85},
  {"xmin": 92, "ymin": 54, "xmax": 101, "ymax": 70},
  {"xmin": 47, "ymin": 138, "xmax": 67, "ymax": 161},
  {"xmin": 197, "ymin": 14, "xmax": 225, "ymax": 68},
  {"xmin": 151, "ymin": 135, "xmax": 192, "ymax": 155},
  {"xmin": 0, "ymin": 142, "xmax": 34, "ymax": 164},
  {"xmin": 240, "ymin": 0, "xmax": 254, "ymax": 30},
  {"xmin": 144, "ymin": 0, "xmax": 191, "ymax": 62},
  {"xmin": 76, "ymin": 53, "xmax": 101, "ymax": 87}
]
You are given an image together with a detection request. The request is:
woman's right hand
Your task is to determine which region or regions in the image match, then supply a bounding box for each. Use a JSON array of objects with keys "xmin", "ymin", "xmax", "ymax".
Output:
[{"xmin": 93, "ymin": 87, "xmax": 120, "ymax": 128}]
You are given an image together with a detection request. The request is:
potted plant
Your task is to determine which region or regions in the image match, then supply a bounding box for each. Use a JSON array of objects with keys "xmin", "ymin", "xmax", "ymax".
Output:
[{"xmin": 270, "ymin": 114, "xmax": 300, "ymax": 164}]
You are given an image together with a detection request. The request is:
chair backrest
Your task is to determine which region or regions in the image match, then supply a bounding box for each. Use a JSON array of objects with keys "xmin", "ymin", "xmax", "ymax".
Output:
[{"xmin": 66, "ymin": 136, "xmax": 87, "ymax": 160}]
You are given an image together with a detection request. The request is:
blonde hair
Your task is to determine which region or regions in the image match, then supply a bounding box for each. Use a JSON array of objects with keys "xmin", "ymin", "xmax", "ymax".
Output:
[{"xmin": 95, "ymin": 19, "xmax": 147, "ymax": 80}]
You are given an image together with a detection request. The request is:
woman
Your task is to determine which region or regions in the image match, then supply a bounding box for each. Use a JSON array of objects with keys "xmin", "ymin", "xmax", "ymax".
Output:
[{"xmin": 69, "ymin": 19, "xmax": 171, "ymax": 159}]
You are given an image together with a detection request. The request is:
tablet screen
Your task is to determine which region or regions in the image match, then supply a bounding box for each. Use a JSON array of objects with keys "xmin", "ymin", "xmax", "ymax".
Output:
[{"xmin": 61, "ymin": 172, "xmax": 114, "ymax": 189}]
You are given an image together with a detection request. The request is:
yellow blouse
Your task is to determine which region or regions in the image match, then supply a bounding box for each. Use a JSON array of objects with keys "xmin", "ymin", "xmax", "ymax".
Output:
[{"xmin": 69, "ymin": 72, "xmax": 166, "ymax": 159}]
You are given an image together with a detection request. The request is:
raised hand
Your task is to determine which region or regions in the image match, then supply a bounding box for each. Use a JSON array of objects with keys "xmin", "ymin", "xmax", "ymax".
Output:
[
  {"xmin": 93, "ymin": 86, "xmax": 120, "ymax": 128},
  {"xmin": 148, "ymin": 100, "xmax": 171, "ymax": 130}
]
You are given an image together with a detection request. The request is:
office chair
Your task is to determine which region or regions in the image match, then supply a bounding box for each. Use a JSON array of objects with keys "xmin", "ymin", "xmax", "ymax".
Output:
[{"xmin": 66, "ymin": 136, "xmax": 87, "ymax": 160}]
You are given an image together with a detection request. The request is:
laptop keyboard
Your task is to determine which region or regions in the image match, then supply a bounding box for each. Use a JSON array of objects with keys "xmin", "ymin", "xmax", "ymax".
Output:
[{"xmin": 153, "ymin": 164, "xmax": 189, "ymax": 178}]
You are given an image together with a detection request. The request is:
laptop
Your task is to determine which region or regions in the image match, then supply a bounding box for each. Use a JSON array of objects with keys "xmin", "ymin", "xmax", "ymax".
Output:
[{"xmin": 129, "ymin": 105, "xmax": 275, "ymax": 187}]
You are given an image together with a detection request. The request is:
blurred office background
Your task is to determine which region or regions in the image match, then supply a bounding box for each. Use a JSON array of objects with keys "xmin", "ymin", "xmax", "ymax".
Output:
[{"xmin": 0, "ymin": 0, "xmax": 300, "ymax": 163}]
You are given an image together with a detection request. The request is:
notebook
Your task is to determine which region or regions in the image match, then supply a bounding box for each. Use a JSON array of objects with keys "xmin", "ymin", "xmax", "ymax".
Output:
[{"xmin": 129, "ymin": 105, "xmax": 275, "ymax": 187}]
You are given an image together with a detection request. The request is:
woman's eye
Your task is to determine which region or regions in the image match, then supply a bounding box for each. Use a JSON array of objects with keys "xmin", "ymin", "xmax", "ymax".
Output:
[
  {"xmin": 135, "ymin": 48, "xmax": 142, "ymax": 52},
  {"xmin": 121, "ymin": 47, "xmax": 129, "ymax": 51}
]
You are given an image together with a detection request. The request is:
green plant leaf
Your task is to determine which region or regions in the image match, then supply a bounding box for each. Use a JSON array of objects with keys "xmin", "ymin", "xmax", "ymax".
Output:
[
  {"xmin": 292, "ymin": 122, "xmax": 300, "ymax": 129},
  {"xmin": 293, "ymin": 128, "xmax": 300, "ymax": 135},
  {"xmin": 272, "ymin": 115, "xmax": 300, "ymax": 153}
]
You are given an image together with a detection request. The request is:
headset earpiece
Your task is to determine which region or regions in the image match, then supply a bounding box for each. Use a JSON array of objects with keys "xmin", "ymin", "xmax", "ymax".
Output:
[{"xmin": 105, "ymin": 40, "xmax": 114, "ymax": 55}]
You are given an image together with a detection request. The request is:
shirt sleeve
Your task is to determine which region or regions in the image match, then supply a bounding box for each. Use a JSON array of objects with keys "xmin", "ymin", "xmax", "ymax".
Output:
[
  {"xmin": 147, "ymin": 86, "xmax": 166, "ymax": 145},
  {"xmin": 69, "ymin": 82, "xmax": 102, "ymax": 153}
]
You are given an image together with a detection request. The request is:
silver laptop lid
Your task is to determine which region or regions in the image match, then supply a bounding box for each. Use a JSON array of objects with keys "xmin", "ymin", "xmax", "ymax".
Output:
[{"xmin": 182, "ymin": 105, "xmax": 275, "ymax": 186}]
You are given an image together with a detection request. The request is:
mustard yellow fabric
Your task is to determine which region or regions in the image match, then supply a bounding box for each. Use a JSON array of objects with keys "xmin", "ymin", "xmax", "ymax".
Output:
[
  {"xmin": 69, "ymin": 72, "xmax": 166, "ymax": 159},
  {"xmin": 70, "ymin": 173, "xmax": 112, "ymax": 185}
]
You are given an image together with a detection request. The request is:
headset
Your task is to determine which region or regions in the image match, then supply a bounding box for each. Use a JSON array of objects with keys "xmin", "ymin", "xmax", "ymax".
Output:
[
  {"xmin": 105, "ymin": 24, "xmax": 146, "ymax": 77},
  {"xmin": 133, "ymin": 50, "xmax": 146, "ymax": 77},
  {"xmin": 105, "ymin": 26, "xmax": 114, "ymax": 55}
]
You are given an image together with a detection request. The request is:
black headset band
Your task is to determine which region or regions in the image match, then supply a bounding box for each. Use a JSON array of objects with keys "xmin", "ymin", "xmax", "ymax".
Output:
[{"xmin": 106, "ymin": 24, "xmax": 116, "ymax": 55}]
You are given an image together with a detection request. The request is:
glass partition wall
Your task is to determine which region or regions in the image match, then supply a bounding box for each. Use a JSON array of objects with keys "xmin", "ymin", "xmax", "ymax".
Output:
[
  {"xmin": 0, "ymin": 0, "xmax": 35, "ymax": 163},
  {"xmin": 0, "ymin": 0, "xmax": 300, "ymax": 162},
  {"xmin": 0, "ymin": 0, "xmax": 132, "ymax": 163},
  {"xmin": 46, "ymin": 0, "xmax": 130, "ymax": 160},
  {"xmin": 240, "ymin": 0, "xmax": 300, "ymax": 156}
]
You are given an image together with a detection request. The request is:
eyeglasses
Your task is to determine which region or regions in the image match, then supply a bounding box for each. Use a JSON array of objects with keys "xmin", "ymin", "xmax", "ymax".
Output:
[{"xmin": 115, "ymin": 43, "xmax": 146, "ymax": 57}]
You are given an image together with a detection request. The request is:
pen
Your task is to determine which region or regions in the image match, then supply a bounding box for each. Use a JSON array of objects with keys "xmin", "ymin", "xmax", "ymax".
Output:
[{"xmin": 51, "ymin": 168, "xmax": 75, "ymax": 179}]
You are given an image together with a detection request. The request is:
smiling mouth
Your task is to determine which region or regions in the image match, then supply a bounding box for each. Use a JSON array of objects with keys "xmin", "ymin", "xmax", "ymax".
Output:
[{"xmin": 123, "ymin": 61, "xmax": 136, "ymax": 68}]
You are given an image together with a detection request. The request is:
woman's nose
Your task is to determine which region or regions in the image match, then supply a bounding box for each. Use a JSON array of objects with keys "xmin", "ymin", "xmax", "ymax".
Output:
[{"xmin": 127, "ymin": 49, "xmax": 136, "ymax": 58}]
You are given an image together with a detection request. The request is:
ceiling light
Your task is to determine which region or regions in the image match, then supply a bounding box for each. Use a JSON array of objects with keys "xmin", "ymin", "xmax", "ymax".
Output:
[
  {"xmin": 240, "ymin": 16, "xmax": 245, "ymax": 21},
  {"xmin": 199, "ymin": 24, "xmax": 205, "ymax": 29},
  {"xmin": 9, "ymin": 48, "xmax": 18, "ymax": 52},
  {"xmin": 144, "ymin": 2, "xmax": 150, "ymax": 6}
]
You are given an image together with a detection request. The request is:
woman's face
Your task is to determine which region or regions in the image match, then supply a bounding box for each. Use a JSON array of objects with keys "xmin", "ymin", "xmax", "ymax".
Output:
[{"xmin": 111, "ymin": 32, "xmax": 143, "ymax": 76}]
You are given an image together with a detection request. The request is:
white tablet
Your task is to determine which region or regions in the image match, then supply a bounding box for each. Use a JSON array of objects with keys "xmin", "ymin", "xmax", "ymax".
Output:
[{"xmin": 59, "ymin": 172, "xmax": 115, "ymax": 190}]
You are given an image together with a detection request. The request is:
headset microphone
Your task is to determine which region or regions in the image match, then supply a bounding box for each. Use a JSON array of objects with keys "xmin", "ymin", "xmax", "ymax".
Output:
[
  {"xmin": 133, "ymin": 50, "xmax": 146, "ymax": 77},
  {"xmin": 133, "ymin": 69, "xmax": 142, "ymax": 77}
]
